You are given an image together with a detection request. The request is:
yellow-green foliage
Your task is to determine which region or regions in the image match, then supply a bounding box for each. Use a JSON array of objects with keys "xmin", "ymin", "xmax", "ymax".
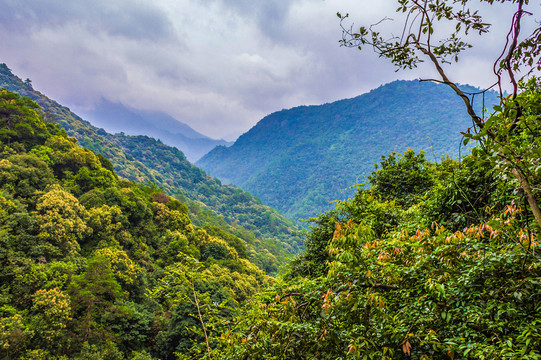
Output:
[
  {"xmin": 36, "ymin": 184, "xmax": 89, "ymax": 259},
  {"xmin": 0, "ymin": 313, "xmax": 28, "ymax": 352},
  {"xmin": 95, "ymin": 247, "xmax": 142, "ymax": 285},
  {"xmin": 31, "ymin": 288, "xmax": 71, "ymax": 341},
  {"xmin": 0, "ymin": 88, "xmax": 274, "ymax": 359},
  {"xmin": 198, "ymin": 231, "xmax": 239, "ymax": 261},
  {"xmin": 87, "ymin": 204, "xmax": 124, "ymax": 246}
]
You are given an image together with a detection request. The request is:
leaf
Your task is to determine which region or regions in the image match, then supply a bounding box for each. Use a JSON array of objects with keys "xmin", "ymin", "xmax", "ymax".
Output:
[{"xmin": 402, "ymin": 340, "xmax": 412, "ymax": 355}]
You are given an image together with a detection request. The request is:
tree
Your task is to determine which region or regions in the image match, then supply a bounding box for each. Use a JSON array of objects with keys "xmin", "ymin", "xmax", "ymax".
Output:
[
  {"xmin": 35, "ymin": 184, "xmax": 89, "ymax": 260},
  {"xmin": 338, "ymin": 0, "xmax": 541, "ymax": 228},
  {"xmin": 68, "ymin": 255, "xmax": 123, "ymax": 344},
  {"xmin": 0, "ymin": 89, "xmax": 45, "ymax": 148},
  {"xmin": 30, "ymin": 287, "xmax": 72, "ymax": 349},
  {"xmin": 368, "ymin": 149, "xmax": 434, "ymax": 207}
]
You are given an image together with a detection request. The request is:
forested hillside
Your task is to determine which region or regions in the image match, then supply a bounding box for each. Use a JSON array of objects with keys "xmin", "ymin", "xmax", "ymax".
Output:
[
  {"xmin": 197, "ymin": 80, "xmax": 499, "ymax": 221},
  {"xmin": 219, "ymin": 151, "xmax": 541, "ymax": 359},
  {"xmin": 0, "ymin": 63, "xmax": 302, "ymax": 274},
  {"xmin": 2, "ymin": 81, "xmax": 540, "ymax": 359},
  {"xmin": 0, "ymin": 89, "xmax": 271, "ymax": 359},
  {"xmin": 3, "ymin": 0, "xmax": 539, "ymax": 358}
]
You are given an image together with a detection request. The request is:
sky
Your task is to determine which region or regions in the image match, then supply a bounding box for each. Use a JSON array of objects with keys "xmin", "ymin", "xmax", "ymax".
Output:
[{"xmin": 0, "ymin": 0, "xmax": 538, "ymax": 140}]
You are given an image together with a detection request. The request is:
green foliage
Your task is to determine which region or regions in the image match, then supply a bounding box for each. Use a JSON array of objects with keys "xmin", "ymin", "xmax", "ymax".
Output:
[
  {"xmin": 0, "ymin": 89, "xmax": 49, "ymax": 149},
  {"xmin": 369, "ymin": 149, "xmax": 434, "ymax": 207},
  {"xmin": 0, "ymin": 88, "xmax": 272, "ymax": 359},
  {"xmin": 0, "ymin": 63, "xmax": 303, "ymax": 274},
  {"xmin": 465, "ymin": 78, "xmax": 541, "ymax": 230},
  {"xmin": 219, "ymin": 141, "xmax": 540, "ymax": 358},
  {"xmin": 3, "ymin": 59, "xmax": 539, "ymax": 359},
  {"xmin": 111, "ymin": 135, "xmax": 303, "ymax": 266}
]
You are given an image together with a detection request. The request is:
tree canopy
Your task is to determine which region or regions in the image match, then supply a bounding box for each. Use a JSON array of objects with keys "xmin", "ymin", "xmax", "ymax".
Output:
[{"xmin": 0, "ymin": 89, "xmax": 273, "ymax": 359}]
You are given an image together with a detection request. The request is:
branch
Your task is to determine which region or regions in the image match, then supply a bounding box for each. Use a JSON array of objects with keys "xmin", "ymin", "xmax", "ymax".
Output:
[
  {"xmin": 193, "ymin": 285, "xmax": 212, "ymax": 360},
  {"xmin": 360, "ymin": 283, "xmax": 400, "ymax": 291},
  {"xmin": 419, "ymin": 78, "xmax": 453, "ymax": 85},
  {"xmin": 505, "ymin": 1, "xmax": 526, "ymax": 98},
  {"xmin": 511, "ymin": 167, "xmax": 541, "ymax": 229},
  {"xmin": 414, "ymin": 38, "xmax": 484, "ymax": 129}
]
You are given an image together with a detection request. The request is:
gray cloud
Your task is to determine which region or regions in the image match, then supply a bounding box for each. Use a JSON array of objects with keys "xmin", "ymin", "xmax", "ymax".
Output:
[
  {"xmin": 0, "ymin": 0, "xmax": 175, "ymax": 41},
  {"xmin": 0, "ymin": 0, "xmax": 537, "ymax": 139}
]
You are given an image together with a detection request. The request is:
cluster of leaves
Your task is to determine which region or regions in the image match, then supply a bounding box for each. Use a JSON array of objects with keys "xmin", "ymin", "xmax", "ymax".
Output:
[
  {"xmin": 197, "ymin": 80, "xmax": 498, "ymax": 221},
  {"xmin": 0, "ymin": 63, "xmax": 302, "ymax": 274},
  {"xmin": 0, "ymin": 89, "xmax": 272, "ymax": 359},
  {"xmin": 218, "ymin": 124, "xmax": 540, "ymax": 358}
]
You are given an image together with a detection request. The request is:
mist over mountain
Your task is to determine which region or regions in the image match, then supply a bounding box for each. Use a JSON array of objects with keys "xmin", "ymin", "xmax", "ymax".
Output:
[
  {"xmin": 74, "ymin": 98, "xmax": 231, "ymax": 162},
  {"xmin": 197, "ymin": 80, "xmax": 500, "ymax": 221}
]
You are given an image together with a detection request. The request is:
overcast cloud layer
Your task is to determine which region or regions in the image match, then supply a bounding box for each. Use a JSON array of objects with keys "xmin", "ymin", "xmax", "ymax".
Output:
[{"xmin": 0, "ymin": 0, "xmax": 538, "ymax": 139}]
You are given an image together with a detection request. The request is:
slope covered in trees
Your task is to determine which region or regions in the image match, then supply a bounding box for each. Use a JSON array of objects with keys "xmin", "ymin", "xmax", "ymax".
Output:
[
  {"xmin": 3, "ymin": 83, "xmax": 540, "ymax": 359},
  {"xmin": 197, "ymin": 80, "xmax": 498, "ymax": 221},
  {"xmin": 0, "ymin": 89, "xmax": 272, "ymax": 359},
  {"xmin": 217, "ymin": 146, "xmax": 541, "ymax": 359},
  {"xmin": 0, "ymin": 63, "xmax": 302, "ymax": 273}
]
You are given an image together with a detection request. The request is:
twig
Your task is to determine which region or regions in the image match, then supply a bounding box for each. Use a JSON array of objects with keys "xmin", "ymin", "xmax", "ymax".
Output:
[{"xmin": 193, "ymin": 285, "xmax": 212, "ymax": 360}]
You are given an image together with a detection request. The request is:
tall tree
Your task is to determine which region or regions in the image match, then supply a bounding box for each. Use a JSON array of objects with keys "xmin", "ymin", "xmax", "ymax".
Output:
[{"xmin": 338, "ymin": 0, "xmax": 541, "ymax": 227}]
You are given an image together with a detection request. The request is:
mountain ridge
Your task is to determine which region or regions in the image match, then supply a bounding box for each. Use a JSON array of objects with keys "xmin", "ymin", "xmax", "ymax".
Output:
[
  {"xmin": 74, "ymin": 97, "xmax": 232, "ymax": 162},
  {"xmin": 0, "ymin": 62, "xmax": 302, "ymax": 274},
  {"xmin": 197, "ymin": 80, "xmax": 500, "ymax": 221}
]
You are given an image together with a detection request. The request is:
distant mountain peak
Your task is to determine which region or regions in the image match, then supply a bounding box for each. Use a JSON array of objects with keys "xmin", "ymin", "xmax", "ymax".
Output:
[{"xmin": 71, "ymin": 97, "xmax": 232, "ymax": 162}]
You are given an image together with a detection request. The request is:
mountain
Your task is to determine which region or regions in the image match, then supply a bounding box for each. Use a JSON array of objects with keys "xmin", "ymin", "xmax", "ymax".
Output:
[
  {"xmin": 0, "ymin": 62, "xmax": 302, "ymax": 274},
  {"xmin": 74, "ymin": 98, "xmax": 231, "ymax": 162},
  {"xmin": 197, "ymin": 80, "xmax": 500, "ymax": 221},
  {"xmin": 0, "ymin": 87, "xmax": 273, "ymax": 359}
]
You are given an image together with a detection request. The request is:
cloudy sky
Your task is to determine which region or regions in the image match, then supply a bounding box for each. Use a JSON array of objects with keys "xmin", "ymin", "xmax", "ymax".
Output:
[{"xmin": 0, "ymin": 0, "xmax": 538, "ymax": 139}]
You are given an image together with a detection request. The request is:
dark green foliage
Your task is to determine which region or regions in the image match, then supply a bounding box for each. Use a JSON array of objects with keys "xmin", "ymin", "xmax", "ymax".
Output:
[
  {"xmin": 0, "ymin": 154, "xmax": 56, "ymax": 204},
  {"xmin": 220, "ymin": 147, "xmax": 540, "ymax": 359},
  {"xmin": 0, "ymin": 89, "xmax": 50, "ymax": 149},
  {"xmin": 287, "ymin": 208, "xmax": 340, "ymax": 279},
  {"xmin": 197, "ymin": 80, "xmax": 498, "ymax": 221},
  {"xmin": 203, "ymin": 226, "xmax": 248, "ymax": 259},
  {"xmin": 368, "ymin": 149, "xmax": 434, "ymax": 207},
  {"xmin": 68, "ymin": 255, "xmax": 123, "ymax": 344}
]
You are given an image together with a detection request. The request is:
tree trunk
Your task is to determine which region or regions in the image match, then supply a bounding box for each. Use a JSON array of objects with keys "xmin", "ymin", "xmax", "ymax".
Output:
[{"xmin": 511, "ymin": 167, "xmax": 541, "ymax": 228}]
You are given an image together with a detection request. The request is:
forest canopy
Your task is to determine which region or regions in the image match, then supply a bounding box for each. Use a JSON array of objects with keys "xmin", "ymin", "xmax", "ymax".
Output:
[{"xmin": 0, "ymin": 88, "xmax": 272, "ymax": 359}]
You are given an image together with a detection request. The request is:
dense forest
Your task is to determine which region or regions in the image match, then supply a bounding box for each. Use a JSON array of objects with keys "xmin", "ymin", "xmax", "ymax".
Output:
[
  {"xmin": 197, "ymin": 80, "xmax": 499, "ymax": 222},
  {"xmin": 220, "ymin": 142, "xmax": 541, "ymax": 359},
  {"xmin": 0, "ymin": 89, "xmax": 273, "ymax": 359},
  {"xmin": 2, "ymin": 0, "xmax": 540, "ymax": 358},
  {"xmin": 2, "ymin": 78, "xmax": 540, "ymax": 358},
  {"xmin": 0, "ymin": 63, "xmax": 302, "ymax": 274},
  {"xmin": 214, "ymin": 80, "xmax": 541, "ymax": 359}
]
